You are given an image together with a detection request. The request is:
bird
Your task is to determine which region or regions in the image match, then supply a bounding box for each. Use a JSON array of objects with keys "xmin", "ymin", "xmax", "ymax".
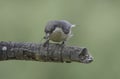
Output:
[{"xmin": 43, "ymin": 20, "xmax": 75, "ymax": 47}]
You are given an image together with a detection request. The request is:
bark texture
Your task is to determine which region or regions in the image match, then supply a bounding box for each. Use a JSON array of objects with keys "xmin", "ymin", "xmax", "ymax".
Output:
[{"xmin": 0, "ymin": 41, "xmax": 93, "ymax": 63}]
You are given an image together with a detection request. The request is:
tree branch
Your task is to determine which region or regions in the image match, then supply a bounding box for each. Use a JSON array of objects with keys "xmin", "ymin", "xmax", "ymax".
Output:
[{"xmin": 0, "ymin": 41, "xmax": 93, "ymax": 63}]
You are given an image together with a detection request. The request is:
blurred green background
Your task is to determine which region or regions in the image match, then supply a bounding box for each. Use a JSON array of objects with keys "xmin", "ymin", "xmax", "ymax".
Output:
[{"xmin": 0, "ymin": 0, "xmax": 120, "ymax": 79}]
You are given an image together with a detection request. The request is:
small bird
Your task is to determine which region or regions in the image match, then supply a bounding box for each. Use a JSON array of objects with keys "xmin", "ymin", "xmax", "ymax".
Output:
[{"xmin": 43, "ymin": 20, "xmax": 75, "ymax": 46}]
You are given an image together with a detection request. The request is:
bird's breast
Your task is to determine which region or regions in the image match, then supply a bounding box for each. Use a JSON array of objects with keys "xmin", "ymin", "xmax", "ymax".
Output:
[{"xmin": 49, "ymin": 30, "xmax": 68, "ymax": 42}]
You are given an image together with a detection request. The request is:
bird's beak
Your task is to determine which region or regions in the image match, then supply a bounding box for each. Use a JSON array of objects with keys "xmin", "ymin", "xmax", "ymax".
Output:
[{"xmin": 71, "ymin": 24, "xmax": 76, "ymax": 28}]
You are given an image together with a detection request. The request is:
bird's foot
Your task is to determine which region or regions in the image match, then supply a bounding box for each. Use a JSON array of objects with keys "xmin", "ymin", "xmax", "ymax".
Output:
[{"xmin": 43, "ymin": 40, "xmax": 49, "ymax": 47}]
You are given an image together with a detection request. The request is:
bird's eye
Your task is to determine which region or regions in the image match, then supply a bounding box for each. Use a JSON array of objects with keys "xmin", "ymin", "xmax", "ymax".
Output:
[{"xmin": 50, "ymin": 25, "xmax": 57, "ymax": 33}]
